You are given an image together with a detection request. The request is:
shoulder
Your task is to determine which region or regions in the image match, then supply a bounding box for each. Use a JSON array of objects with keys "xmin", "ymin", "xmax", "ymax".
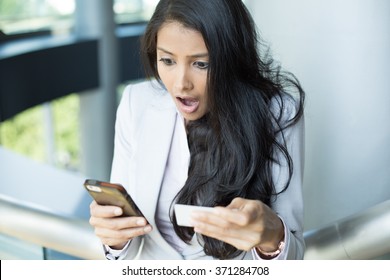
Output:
[
  {"xmin": 119, "ymin": 79, "xmax": 172, "ymax": 113},
  {"xmin": 122, "ymin": 79, "xmax": 167, "ymax": 104},
  {"xmin": 270, "ymin": 92, "xmax": 303, "ymax": 128},
  {"xmin": 116, "ymin": 79, "xmax": 175, "ymax": 131}
]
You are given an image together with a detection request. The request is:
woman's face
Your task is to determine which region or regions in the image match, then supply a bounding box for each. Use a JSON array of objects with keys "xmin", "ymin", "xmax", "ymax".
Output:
[{"xmin": 157, "ymin": 21, "xmax": 209, "ymax": 121}]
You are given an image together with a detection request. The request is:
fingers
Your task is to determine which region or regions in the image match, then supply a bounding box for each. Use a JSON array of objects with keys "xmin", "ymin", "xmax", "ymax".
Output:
[
  {"xmin": 191, "ymin": 212, "xmax": 261, "ymax": 251},
  {"xmin": 90, "ymin": 200, "xmax": 123, "ymax": 218},
  {"xmin": 89, "ymin": 200, "xmax": 152, "ymax": 248},
  {"xmin": 213, "ymin": 207, "xmax": 251, "ymax": 226},
  {"xmin": 191, "ymin": 209, "xmax": 261, "ymax": 237},
  {"xmin": 190, "ymin": 199, "xmax": 264, "ymax": 232},
  {"xmin": 95, "ymin": 217, "xmax": 152, "ymax": 246},
  {"xmin": 216, "ymin": 198, "xmax": 264, "ymax": 226},
  {"xmin": 89, "ymin": 213, "xmax": 149, "ymax": 230},
  {"xmin": 190, "ymin": 199, "xmax": 267, "ymax": 251}
]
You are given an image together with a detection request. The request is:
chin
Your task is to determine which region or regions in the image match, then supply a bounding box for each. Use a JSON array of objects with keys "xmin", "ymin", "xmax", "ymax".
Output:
[{"xmin": 182, "ymin": 113, "xmax": 204, "ymax": 122}]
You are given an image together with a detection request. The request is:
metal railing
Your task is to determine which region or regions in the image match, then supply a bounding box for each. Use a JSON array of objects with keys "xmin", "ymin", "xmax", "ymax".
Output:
[
  {"xmin": 0, "ymin": 193, "xmax": 389, "ymax": 260},
  {"xmin": 0, "ymin": 194, "xmax": 104, "ymax": 260},
  {"xmin": 304, "ymin": 199, "xmax": 390, "ymax": 259}
]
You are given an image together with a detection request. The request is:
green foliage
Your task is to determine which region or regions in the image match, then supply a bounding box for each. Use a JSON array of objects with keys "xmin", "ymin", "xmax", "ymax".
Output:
[
  {"xmin": 0, "ymin": 94, "xmax": 80, "ymax": 171},
  {"xmin": 0, "ymin": 105, "xmax": 46, "ymax": 162},
  {"xmin": 0, "ymin": 0, "xmax": 21, "ymax": 15},
  {"xmin": 52, "ymin": 94, "xmax": 80, "ymax": 170},
  {"xmin": 0, "ymin": 0, "xmax": 32, "ymax": 18}
]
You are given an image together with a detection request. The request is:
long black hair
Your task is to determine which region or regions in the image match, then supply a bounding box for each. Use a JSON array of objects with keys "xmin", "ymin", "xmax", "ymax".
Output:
[{"xmin": 141, "ymin": 0, "xmax": 305, "ymax": 259}]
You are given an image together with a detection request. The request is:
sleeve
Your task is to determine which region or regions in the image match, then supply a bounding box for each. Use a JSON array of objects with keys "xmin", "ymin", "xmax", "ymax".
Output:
[
  {"xmin": 103, "ymin": 241, "xmax": 132, "ymax": 260},
  {"xmin": 250, "ymin": 216, "xmax": 294, "ymax": 260},
  {"xmin": 251, "ymin": 114, "xmax": 305, "ymax": 260},
  {"xmin": 270, "ymin": 110, "xmax": 306, "ymax": 260},
  {"xmin": 110, "ymin": 85, "xmax": 133, "ymax": 188},
  {"xmin": 249, "ymin": 95, "xmax": 305, "ymax": 260}
]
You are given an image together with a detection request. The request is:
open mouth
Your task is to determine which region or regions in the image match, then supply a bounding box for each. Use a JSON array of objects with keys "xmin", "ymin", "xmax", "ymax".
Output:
[
  {"xmin": 176, "ymin": 97, "xmax": 200, "ymax": 114},
  {"xmin": 178, "ymin": 97, "xmax": 198, "ymax": 106}
]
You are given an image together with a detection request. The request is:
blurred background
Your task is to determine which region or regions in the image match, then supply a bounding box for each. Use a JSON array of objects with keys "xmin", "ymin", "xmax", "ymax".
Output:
[{"xmin": 0, "ymin": 0, "xmax": 389, "ymax": 259}]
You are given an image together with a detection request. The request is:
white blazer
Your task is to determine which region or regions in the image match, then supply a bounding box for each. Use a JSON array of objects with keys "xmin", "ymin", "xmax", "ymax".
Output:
[{"xmin": 110, "ymin": 80, "xmax": 305, "ymax": 260}]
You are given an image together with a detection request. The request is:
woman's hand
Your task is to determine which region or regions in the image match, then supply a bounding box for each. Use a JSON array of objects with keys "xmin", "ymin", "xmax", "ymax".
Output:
[
  {"xmin": 89, "ymin": 200, "xmax": 152, "ymax": 250},
  {"xmin": 190, "ymin": 197, "xmax": 284, "ymax": 253}
]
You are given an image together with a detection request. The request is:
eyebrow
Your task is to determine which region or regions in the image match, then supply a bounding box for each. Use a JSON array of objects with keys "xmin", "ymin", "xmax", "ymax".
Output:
[{"xmin": 157, "ymin": 47, "xmax": 209, "ymax": 58}]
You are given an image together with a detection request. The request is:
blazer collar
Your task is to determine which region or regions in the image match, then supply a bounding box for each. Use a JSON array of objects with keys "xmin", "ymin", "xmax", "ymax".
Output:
[
  {"xmin": 135, "ymin": 93, "xmax": 176, "ymax": 217},
  {"xmin": 134, "ymin": 92, "xmax": 183, "ymax": 258}
]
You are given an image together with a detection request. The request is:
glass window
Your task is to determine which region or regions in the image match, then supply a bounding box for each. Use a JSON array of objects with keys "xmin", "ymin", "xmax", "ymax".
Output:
[
  {"xmin": 0, "ymin": 0, "xmax": 75, "ymax": 35},
  {"xmin": 113, "ymin": 0, "xmax": 248, "ymax": 25},
  {"xmin": 114, "ymin": 0, "xmax": 158, "ymax": 24},
  {"xmin": 114, "ymin": 0, "xmax": 246, "ymax": 24},
  {"xmin": 0, "ymin": 0, "xmax": 160, "ymax": 36},
  {"xmin": 0, "ymin": 0, "xmax": 249, "ymax": 36}
]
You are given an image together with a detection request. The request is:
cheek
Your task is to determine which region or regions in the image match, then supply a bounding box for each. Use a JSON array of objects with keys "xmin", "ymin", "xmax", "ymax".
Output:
[
  {"xmin": 157, "ymin": 66, "xmax": 172, "ymax": 90},
  {"xmin": 198, "ymin": 77, "xmax": 208, "ymax": 100}
]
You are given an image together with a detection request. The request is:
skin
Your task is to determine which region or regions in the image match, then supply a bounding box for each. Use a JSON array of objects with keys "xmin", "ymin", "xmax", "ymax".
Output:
[
  {"xmin": 157, "ymin": 21, "xmax": 209, "ymax": 122},
  {"xmin": 90, "ymin": 21, "xmax": 284, "ymax": 255}
]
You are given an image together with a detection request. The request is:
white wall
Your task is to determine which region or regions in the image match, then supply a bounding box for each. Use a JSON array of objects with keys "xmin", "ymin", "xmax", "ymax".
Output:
[{"xmin": 246, "ymin": 0, "xmax": 390, "ymax": 230}]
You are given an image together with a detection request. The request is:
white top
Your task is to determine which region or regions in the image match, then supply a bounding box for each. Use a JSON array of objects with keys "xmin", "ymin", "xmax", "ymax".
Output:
[{"xmin": 155, "ymin": 113, "xmax": 189, "ymax": 253}]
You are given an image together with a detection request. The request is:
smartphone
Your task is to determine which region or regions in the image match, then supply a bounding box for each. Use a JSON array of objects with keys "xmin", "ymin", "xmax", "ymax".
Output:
[{"xmin": 84, "ymin": 179, "xmax": 147, "ymax": 220}]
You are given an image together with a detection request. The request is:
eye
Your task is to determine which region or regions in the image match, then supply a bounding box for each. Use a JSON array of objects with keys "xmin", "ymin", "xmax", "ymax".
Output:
[
  {"xmin": 159, "ymin": 58, "xmax": 175, "ymax": 66},
  {"xmin": 194, "ymin": 61, "xmax": 209, "ymax": 69}
]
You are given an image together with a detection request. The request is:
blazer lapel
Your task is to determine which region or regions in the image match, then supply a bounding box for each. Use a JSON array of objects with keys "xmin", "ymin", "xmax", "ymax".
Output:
[{"xmin": 134, "ymin": 93, "xmax": 183, "ymax": 258}]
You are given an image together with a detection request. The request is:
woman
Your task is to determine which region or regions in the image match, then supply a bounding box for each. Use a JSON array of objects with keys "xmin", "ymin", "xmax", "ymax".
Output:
[{"xmin": 90, "ymin": 0, "xmax": 305, "ymax": 260}]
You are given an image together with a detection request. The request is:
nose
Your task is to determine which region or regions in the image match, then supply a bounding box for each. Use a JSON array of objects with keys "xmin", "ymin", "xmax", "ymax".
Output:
[{"xmin": 173, "ymin": 65, "xmax": 193, "ymax": 92}]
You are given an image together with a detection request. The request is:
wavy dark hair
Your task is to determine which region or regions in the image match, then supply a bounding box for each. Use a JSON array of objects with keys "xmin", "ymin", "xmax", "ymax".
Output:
[{"xmin": 141, "ymin": 0, "xmax": 305, "ymax": 259}]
